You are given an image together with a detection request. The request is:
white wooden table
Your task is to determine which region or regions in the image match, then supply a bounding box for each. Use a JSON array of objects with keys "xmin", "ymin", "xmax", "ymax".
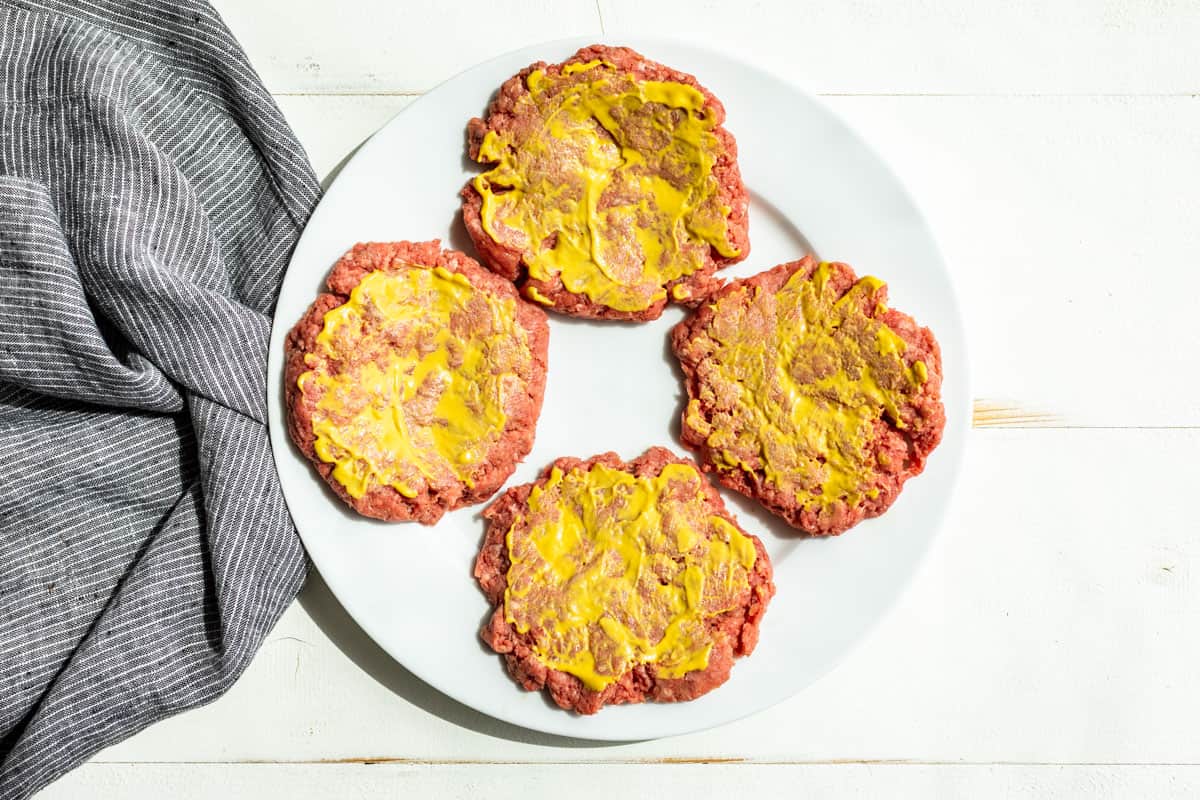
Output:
[{"xmin": 43, "ymin": 1, "xmax": 1200, "ymax": 796}]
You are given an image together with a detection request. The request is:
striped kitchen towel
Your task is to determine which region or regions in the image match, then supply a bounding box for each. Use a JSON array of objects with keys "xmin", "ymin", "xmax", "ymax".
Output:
[{"xmin": 0, "ymin": 1, "xmax": 318, "ymax": 796}]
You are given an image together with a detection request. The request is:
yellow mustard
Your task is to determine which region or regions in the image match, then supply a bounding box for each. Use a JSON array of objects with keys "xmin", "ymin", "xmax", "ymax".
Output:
[
  {"xmin": 684, "ymin": 263, "xmax": 928, "ymax": 512},
  {"xmin": 472, "ymin": 59, "xmax": 738, "ymax": 313},
  {"xmin": 297, "ymin": 267, "xmax": 530, "ymax": 499},
  {"xmin": 503, "ymin": 460, "xmax": 757, "ymax": 692}
]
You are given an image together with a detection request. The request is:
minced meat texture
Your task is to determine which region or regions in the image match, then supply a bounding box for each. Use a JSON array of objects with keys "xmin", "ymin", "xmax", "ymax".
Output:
[{"xmin": 671, "ymin": 256, "xmax": 945, "ymax": 535}]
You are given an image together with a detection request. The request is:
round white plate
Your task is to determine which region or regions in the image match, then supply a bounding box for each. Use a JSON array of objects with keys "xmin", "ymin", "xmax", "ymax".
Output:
[{"xmin": 267, "ymin": 36, "xmax": 969, "ymax": 741}]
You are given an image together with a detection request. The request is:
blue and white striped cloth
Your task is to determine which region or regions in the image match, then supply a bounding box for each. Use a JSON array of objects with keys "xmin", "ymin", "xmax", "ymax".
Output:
[{"xmin": 0, "ymin": 2, "xmax": 317, "ymax": 796}]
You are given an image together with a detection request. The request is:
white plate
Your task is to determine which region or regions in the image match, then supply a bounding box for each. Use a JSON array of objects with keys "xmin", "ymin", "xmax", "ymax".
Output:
[{"xmin": 267, "ymin": 36, "xmax": 969, "ymax": 741}]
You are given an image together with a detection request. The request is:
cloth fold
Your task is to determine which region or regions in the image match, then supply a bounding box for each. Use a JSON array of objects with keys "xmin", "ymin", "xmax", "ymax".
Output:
[{"xmin": 0, "ymin": 2, "xmax": 318, "ymax": 796}]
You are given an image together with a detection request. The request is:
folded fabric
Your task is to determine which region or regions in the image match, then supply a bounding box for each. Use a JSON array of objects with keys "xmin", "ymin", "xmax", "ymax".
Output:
[{"xmin": 0, "ymin": 1, "xmax": 318, "ymax": 796}]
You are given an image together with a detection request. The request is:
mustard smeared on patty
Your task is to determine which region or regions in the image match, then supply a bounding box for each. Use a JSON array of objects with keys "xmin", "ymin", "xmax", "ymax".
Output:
[
  {"xmin": 684, "ymin": 263, "xmax": 928, "ymax": 512},
  {"xmin": 298, "ymin": 267, "xmax": 530, "ymax": 499},
  {"xmin": 502, "ymin": 461, "xmax": 757, "ymax": 691},
  {"xmin": 472, "ymin": 58, "xmax": 738, "ymax": 313}
]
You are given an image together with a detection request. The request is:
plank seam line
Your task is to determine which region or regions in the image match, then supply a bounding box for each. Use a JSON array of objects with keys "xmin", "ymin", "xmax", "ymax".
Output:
[
  {"xmin": 270, "ymin": 90, "xmax": 1200, "ymax": 98},
  {"xmin": 88, "ymin": 760, "xmax": 1200, "ymax": 767},
  {"xmin": 973, "ymin": 425, "xmax": 1200, "ymax": 431},
  {"xmin": 274, "ymin": 90, "xmax": 425, "ymax": 97},
  {"xmin": 818, "ymin": 92, "xmax": 1199, "ymax": 98}
]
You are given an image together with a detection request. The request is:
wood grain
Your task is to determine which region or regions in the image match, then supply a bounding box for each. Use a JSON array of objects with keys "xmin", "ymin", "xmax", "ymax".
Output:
[
  {"xmin": 972, "ymin": 400, "xmax": 1061, "ymax": 428},
  {"xmin": 51, "ymin": 3, "xmax": 1200, "ymax": 794}
]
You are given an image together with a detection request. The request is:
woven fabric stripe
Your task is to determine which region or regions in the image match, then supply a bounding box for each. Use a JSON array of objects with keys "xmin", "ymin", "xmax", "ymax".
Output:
[{"xmin": 0, "ymin": 2, "xmax": 317, "ymax": 797}]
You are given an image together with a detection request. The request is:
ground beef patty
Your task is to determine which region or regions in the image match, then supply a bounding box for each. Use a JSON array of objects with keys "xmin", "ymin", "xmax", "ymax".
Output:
[
  {"xmin": 474, "ymin": 447, "xmax": 774, "ymax": 714},
  {"xmin": 671, "ymin": 256, "xmax": 945, "ymax": 536},
  {"xmin": 285, "ymin": 240, "xmax": 549, "ymax": 524},
  {"xmin": 462, "ymin": 44, "xmax": 750, "ymax": 322}
]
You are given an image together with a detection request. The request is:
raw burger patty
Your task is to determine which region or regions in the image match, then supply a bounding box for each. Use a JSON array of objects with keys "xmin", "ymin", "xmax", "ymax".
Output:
[
  {"xmin": 285, "ymin": 240, "xmax": 549, "ymax": 524},
  {"xmin": 462, "ymin": 44, "xmax": 750, "ymax": 321},
  {"xmin": 474, "ymin": 447, "xmax": 775, "ymax": 714},
  {"xmin": 671, "ymin": 256, "xmax": 945, "ymax": 536}
]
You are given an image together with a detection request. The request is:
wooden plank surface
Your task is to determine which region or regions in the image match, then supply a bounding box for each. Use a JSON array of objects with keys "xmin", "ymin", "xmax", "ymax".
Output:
[
  {"xmin": 50, "ymin": 0, "xmax": 1200, "ymax": 796},
  {"xmin": 211, "ymin": 0, "xmax": 1200, "ymax": 95},
  {"xmin": 596, "ymin": 0, "xmax": 1200, "ymax": 95},
  {"xmin": 41, "ymin": 763, "xmax": 1200, "ymax": 799},
  {"xmin": 211, "ymin": 0, "xmax": 599, "ymax": 95}
]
